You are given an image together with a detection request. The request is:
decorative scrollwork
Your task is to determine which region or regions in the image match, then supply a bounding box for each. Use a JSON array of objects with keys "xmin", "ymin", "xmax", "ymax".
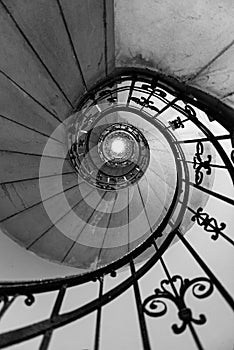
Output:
[
  {"xmin": 140, "ymin": 79, "xmax": 158, "ymax": 91},
  {"xmin": 130, "ymin": 96, "xmax": 159, "ymax": 112},
  {"xmin": 168, "ymin": 116, "xmax": 185, "ymax": 130},
  {"xmin": 193, "ymin": 142, "xmax": 212, "ymax": 185},
  {"xmin": 24, "ymin": 294, "xmax": 35, "ymax": 306},
  {"xmin": 0, "ymin": 293, "xmax": 35, "ymax": 321},
  {"xmin": 143, "ymin": 275, "xmax": 213, "ymax": 334},
  {"xmin": 184, "ymin": 104, "xmax": 197, "ymax": 118},
  {"xmin": 231, "ymin": 149, "xmax": 234, "ymax": 163},
  {"xmin": 154, "ymin": 89, "xmax": 167, "ymax": 98},
  {"xmin": 191, "ymin": 207, "xmax": 226, "ymax": 240}
]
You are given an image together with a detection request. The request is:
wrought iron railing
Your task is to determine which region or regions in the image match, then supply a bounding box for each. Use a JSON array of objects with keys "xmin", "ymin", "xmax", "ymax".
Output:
[{"xmin": 0, "ymin": 69, "xmax": 233, "ymax": 350}]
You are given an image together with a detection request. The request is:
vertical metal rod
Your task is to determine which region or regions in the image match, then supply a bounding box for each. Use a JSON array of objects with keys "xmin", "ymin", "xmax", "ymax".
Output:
[
  {"xmin": 188, "ymin": 323, "xmax": 204, "ymax": 350},
  {"xmin": 152, "ymin": 241, "xmax": 179, "ymax": 298},
  {"xmin": 127, "ymin": 187, "xmax": 130, "ymax": 252},
  {"xmin": 39, "ymin": 284, "xmax": 67, "ymax": 350},
  {"xmin": 177, "ymin": 230, "xmax": 234, "ymax": 311},
  {"xmin": 153, "ymin": 97, "xmax": 179, "ymax": 119},
  {"xmin": 176, "ymin": 134, "xmax": 230, "ymax": 144},
  {"xmin": 94, "ymin": 277, "xmax": 104, "ymax": 350},
  {"xmin": 130, "ymin": 260, "xmax": 151, "ymax": 350},
  {"xmin": 178, "ymin": 158, "xmax": 227, "ymax": 169},
  {"xmin": 126, "ymin": 78, "xmax": 136, "ymax": 105},
  {"xmin": 139, "ymin": 81, "xmax": 157, "ymax": 112},
  {"xmin": 0, "ymin": 296, "xmax": 17, "ymax": 320}
]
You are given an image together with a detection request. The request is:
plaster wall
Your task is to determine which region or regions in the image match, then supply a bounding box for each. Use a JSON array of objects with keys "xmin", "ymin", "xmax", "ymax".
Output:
[{"xmin": 115, "ymin": 0, "xmax": 234, "ymax": 109}]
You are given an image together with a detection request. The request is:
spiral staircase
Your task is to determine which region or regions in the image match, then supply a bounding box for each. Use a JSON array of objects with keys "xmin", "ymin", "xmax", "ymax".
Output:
[{"xmin": 0, "ymin": 1, "xmax": 233, "ymax": 349}]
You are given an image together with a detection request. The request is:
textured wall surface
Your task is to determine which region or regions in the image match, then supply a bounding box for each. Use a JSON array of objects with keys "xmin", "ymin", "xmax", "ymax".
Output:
[{"xmin": 115, "ymin": 0, "xmax": 234, "ymax": 109}]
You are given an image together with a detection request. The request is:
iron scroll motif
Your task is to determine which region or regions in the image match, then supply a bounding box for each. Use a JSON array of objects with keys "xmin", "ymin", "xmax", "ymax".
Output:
[
  {"xmin": 143, "ymin": 275, "xmax": 213, "ymax": 334},
  {"xmin": 168, "ymin": 116, "xmax": 185, "ymax": 130},
  {"xmin": 184, "ymin": 104, "xmax": 197, "ymax": 119},
  {"xmin": 191, "ymin": 207, "xmax": 226, "ymax": 241},
  {"xmin": 140, "ymin": 84, "xmax": 167, "ymax": 98},
  {"xmin": 230, "ymin": 132, "xmax": 234, "ymax": 163},
  {"xmin": 193, "ymin": 142, "xmax": 212, "ymax": 185},
  {"xmin": 231, "ymin": 149, "xmax": 234, "ymax": 163},
  {"xmin": 130, "ymin": 96, "xmax": 160, "ymax": 112},
  {"xmin": 0, "ymin": 293, "xmax": 35, "ymax": 321}
]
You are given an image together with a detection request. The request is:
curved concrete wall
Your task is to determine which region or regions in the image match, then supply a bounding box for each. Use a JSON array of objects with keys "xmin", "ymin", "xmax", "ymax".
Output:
[{"xmin": 116, "ymin": 0, "xmax": 234, "ymax": 110}]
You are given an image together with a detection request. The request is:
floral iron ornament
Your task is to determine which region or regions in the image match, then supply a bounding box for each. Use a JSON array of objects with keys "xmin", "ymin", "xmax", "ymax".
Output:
[
  {"xmin": 168, "ymin": 116, "xmax": 185, "ymax": 130},
  {"xmin": 143, "ymin": 275, "xmax": 213, "ymax": 334},
  {"xmin": 193, "ymin": 142, "xmax": 212, "ymax": 185},
  {"xmin": 191, "ymin": 207, "xmax": 226, "ymax": 241}
]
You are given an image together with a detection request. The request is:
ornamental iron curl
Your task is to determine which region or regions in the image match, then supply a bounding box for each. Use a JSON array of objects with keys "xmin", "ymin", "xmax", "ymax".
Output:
[
  {"xmin": 0, "ymin": 68, "xmax": 233, "ymax": 349},
  {"xmin": 0, "ymin": 293, "xmax": 35, "ymax": 321},
  {"xmin": 130, "ymin": 96, "xmax": 160, "ymax": 112},
  {"xmin": 184, "ymin": 104, "xmax": 197, "ymax": 119},
  {"xmin": 24, "ymin": 294, "xmax": 35, "ymax": 306},
  {"xmin": 231, "ymin": 150, "xmax": 234, "ymax": 163},
  {"xmin": 169, "ymin": 116, "xmax": 185, "ymax": 130},
  {"xmin": 140, "ymin": 84, "xmax": 167, "ymax": 98},
  {"xmin": 143, "ymin": 275, "xmax": 213, "ymax": 334},
  {"xmin": 191, "ymin": 207, "xmax": 226, "ymax": 241},
  {"xmin": 193, "ymin": 142, "xmax": 212, "ymax": 185}
]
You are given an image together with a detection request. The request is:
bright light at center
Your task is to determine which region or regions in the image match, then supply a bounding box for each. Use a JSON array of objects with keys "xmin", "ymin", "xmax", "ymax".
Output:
[{"xmin": 111, "ymin": 138, "xmax": 126, "ymax": 154}]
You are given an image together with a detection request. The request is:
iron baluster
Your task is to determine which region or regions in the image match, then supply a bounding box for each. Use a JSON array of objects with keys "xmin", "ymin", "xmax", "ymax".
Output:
[
  {"xmin": 0, "ymin": 68, "xmax": 232, "ymax": 350},
  {"xmin": 126, "ymin": 78, "xmax": 136, "ymax": 105},
  {"xmin": 176, "ymin": 134, "xmax": 231, "ymax": 144},
  {"xmin": 94, "ymin": 277, "xmax": 104, "ymax": 350},
  {"xmin": 139, "ymin": 79, "xmax": 158, "ymax": 111},
  {"xmin": 39, "ymin": 285, "xmax": 67, "ymax": 350},
  {"xmin": 153, "ymin": 96, "xmax": 180, "ymax": 119},
  {"xmin": 130, "ymin": 260, "xmax": 151, "ymax": 350}
]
